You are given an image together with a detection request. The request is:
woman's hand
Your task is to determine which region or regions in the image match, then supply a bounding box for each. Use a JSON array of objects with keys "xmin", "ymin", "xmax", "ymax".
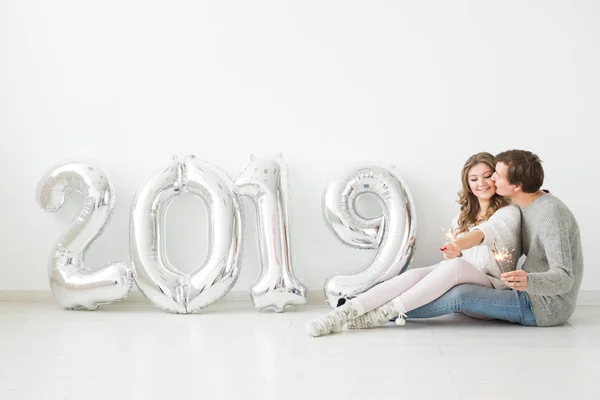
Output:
[
  {"xmin": 441, "ymin": 242, "xmax": 462, "ymax": 260},
  {"xmin": 501, "ymin": 270, "xmax": 528, "ymax": 291}
]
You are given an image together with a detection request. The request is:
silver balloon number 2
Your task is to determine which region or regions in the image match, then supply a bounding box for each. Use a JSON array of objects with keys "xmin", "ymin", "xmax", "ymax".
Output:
[
  {"xmin": 235, "ymin": 155, "xmax": 307, "ymax": 312},
  {"xmin": 322, "ymin": 165, "xmax": 417, "ymax": 308},
  {"xmin": 37, "ymin": 162, "xmax": 134, "ymax": 310},
  {"xmin": 130, "ymin": 155, "xmax": 243, "ymax": 314}
]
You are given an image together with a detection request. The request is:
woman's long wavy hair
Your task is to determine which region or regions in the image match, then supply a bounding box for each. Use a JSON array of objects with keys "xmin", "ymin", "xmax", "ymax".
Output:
[{"xmin": 455, "ymin": 152, "xmax": 510, "ymax": 235}]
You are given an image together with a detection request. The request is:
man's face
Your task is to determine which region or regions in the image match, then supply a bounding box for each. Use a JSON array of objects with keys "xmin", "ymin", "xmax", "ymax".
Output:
[{"xmin": 492, "ymin": 162, "xmax": 518, "ymax": 197}]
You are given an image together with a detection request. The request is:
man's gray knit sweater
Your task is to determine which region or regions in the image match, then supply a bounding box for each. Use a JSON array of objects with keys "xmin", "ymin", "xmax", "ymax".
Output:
[{"xmin": 522, "ymin": 192, "xmax": 583, "ymax": 327}]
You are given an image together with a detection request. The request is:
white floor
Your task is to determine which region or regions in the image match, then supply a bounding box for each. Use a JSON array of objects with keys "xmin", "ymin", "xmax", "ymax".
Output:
[{"xmin": 1, "ymin": 300, "xmax": 600, "ymax": 400}]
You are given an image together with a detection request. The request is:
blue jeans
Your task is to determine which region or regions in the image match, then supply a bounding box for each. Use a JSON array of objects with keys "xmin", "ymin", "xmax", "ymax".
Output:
[{"xmin": 406, "ymin": 284, "xmax": 537, "ymax": 326}]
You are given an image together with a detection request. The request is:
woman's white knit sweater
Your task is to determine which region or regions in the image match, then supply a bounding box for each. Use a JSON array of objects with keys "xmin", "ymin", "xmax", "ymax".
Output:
[{"xmin": 452, "ymin": 205, "xmax": 521, "ymax": 289}]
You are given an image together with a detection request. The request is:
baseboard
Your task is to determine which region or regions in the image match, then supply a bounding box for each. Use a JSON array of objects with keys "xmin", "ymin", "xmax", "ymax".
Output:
[
  {"xmin": 1, "ymin": 290, "xmax": 600, "ymax": 306},
  {"xmin": 577, "ymin": 291, "xmax": 600, "ymax": 306},
  {"xmin": 0, "ymin": 290, "xmax": 329, "ymax": 307}
]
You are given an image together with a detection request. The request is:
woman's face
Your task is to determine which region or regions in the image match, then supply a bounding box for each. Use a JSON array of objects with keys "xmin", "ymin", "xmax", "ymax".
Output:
[{"xmin": 468, "ymin": 162, "xmax": 496, "ymax": 200}]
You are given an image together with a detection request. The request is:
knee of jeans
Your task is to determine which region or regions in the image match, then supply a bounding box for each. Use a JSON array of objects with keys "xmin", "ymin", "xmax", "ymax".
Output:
[{"xmin": 443, "ymin": 284, "xmax": 478, "ymax": 304}]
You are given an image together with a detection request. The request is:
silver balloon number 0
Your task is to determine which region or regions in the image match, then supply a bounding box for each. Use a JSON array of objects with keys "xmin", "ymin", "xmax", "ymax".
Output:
[
  {"xmin": 322, "ymin": 165, "xmax": 417, "ymax": 308},
  {"xmin": 130, "ymin": 156, "xmax": 243, "ymax": 314},
  {"xmin": 37, "ymin": 162, "xmax": 134, "ymax": 310},
  {"xmin": 235, "ymin": 156, "xmax": 307, "ymax": 312}
]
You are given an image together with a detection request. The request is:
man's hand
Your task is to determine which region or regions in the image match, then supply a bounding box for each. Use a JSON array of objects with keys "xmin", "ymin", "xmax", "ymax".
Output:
[
  {"xmin": 501, "ymin": 270, "xmax": 528, "ymax": 291},
  {"xmin": 441, "ymin": 242, "xmax": 462, "ymax": 260}
]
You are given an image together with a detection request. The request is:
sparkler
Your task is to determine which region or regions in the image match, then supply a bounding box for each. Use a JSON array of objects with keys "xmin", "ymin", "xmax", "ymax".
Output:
[
  {"xmin": 442, "ymin": 227, "xmax": 456, "ymax": 242},
  {"xmin": 492, "ymin": 243, "xmax": 512, "ymax": 264}
]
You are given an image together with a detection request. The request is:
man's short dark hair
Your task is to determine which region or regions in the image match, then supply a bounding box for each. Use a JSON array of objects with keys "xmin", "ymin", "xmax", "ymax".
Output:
[{"xmin": 496, "ymin": 150, "xmax": 544, "ymax": 193}]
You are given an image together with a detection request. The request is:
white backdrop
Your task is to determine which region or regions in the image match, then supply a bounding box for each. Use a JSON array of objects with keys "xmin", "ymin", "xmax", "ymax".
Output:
[{"xmin": 1, "ymin": 1, "xmax": 597, "ymax": 294}]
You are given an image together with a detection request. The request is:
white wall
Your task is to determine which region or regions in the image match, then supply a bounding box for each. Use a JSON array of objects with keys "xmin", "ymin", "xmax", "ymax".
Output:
[{"xmin": 1, "ymin": 1, "xmax": 598, "ymax": 294}]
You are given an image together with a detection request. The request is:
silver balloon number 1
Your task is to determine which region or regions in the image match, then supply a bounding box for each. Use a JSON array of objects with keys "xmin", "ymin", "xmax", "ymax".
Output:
[
  {"xmin": 235, "ymin": 155, "xmax": 307, "ymax": 312},
  {"xmin": 322, "ymin": 165, "xmax": 417, "ymax": 308}
]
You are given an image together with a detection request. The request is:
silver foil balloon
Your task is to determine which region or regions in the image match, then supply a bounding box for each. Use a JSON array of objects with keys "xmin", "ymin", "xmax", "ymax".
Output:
[
  {"xmin": 234, "ymin": 155, "xmax": 307, "ymax": 312},
  {"xmin": 130, "ymin": 155, "xmax": 243, "ymax": 314},
  {"xmin": 322, "ymin": 165, "xmax": 417, "ymax": 308},
  {"xmin": 36, "ymin": 162, "xmax": 134, "ymax": 310}
]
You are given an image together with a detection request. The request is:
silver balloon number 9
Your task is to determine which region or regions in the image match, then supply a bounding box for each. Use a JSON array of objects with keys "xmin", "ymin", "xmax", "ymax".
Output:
[
  {"xmin": 130, "ymin": 155, "xmax": 243, "ymax": 314},
  {"xmin": 322, "ymin": 165, "xmax": 417, "ymax": 308},
  {"xmin": 37, "ymin": 162, "xmax": 134, "ymax": 310},
  {"xmin": 235, "ymin": 156, "xmax": 307, "ymax": 312}
]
